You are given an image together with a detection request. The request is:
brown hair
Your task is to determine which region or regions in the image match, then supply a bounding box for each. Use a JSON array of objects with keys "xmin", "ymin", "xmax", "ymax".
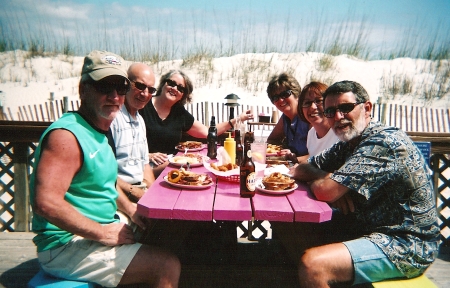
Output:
[
  {"xmin": 266, "ymin": 73, "xmax": 301, "ymax": 101},
  {"xmin": 298, "ymin": 82, "xmax": 328, "ymax": 122}
]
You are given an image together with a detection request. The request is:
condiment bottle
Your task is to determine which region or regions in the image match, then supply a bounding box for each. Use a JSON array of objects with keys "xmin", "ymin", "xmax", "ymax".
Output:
[
  {"xmin": 235, "ymin": 129, "xmax": 243, "ymax": 165},
  {"xmin": 223, "ymin": 132, "xmax": 236, "ymax": 165},
  {"xmin": 240, "ymin": 141, "xmax": 256, "ymax": 198},
  {"xmin": 207, "ymin": 116, "xmax": 217, "ymax": 159}
]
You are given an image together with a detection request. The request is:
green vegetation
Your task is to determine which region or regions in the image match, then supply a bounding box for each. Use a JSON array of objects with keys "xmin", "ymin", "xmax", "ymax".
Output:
[{"xmin": 0, "ymin": 10, "xmax": 448, "ymax": 103}]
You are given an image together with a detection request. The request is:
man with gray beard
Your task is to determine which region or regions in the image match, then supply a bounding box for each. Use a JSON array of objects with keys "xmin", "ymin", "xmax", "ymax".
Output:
[{"xmin": 286, "ymin": 81, "xmax": 440, "ymax": 287}]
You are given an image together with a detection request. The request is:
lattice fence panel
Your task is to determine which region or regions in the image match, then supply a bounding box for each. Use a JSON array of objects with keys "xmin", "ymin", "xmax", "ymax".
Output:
[
  {"xmin": 434, "ymin": 154, "xmax": 450, "ymax": 246},
  {"xmin": 0, "ymin": 142, "xmax": 15, "ymax": 231},
  {"xmin": 0, "ymin": 142, "xmax": 37, "ymax": 232},
  {"xmin": 237, "ymin": 220, "xmax": 272, "ymax": 241}
]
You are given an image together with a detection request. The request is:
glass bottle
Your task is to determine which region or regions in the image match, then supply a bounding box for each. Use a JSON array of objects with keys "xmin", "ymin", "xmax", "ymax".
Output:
[
  {"xmin": 244, "ymin": 131, "xmax": 255, "ymax": 144},
  {"xmin": 207, "ymin": 116, "xmax": 217, "ymax": 159},
  {"xmin": 235, "ymin": 129, "xmax": 243, "ymax": 165},
  {"xmin": 240, "ymin": 141, "xmax": 256, "ymax": 198}
]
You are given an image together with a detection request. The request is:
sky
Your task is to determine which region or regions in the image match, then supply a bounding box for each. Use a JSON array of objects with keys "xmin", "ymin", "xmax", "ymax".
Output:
[{"xmin": 1, "ymin": 0, "xmax": 449, "ymax": 60}]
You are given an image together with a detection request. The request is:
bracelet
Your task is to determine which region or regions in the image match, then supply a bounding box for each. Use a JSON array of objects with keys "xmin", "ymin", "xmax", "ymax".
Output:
[{"xmin": 228, "ymin": 120, "xmax": 233, "ymax": 129}]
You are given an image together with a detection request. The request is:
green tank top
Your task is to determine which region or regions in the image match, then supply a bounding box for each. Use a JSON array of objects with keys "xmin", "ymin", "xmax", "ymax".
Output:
[{"xmin": 29, "ymin": 112, "xmax": 119, "ymax": 252}]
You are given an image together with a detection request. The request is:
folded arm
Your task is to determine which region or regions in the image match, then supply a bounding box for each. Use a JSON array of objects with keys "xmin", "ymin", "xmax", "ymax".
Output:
[
  {"xmin": 33, "ymin": 129, "xmax": 135, "ymax": 246},
  {"xmin": 292, "ymin": 162, "xmax": 354, "ymax": 213}
]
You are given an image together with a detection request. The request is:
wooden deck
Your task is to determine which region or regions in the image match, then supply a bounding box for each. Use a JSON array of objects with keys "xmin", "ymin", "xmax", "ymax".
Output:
[{"xmin": 1, "ymin": 232, "xmax": 449, "ymax": 288}]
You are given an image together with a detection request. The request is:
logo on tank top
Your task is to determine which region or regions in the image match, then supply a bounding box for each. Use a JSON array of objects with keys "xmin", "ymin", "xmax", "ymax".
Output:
[{"xmin": 89, "ymin": 149, "xmax": 100, "ymax": 159}]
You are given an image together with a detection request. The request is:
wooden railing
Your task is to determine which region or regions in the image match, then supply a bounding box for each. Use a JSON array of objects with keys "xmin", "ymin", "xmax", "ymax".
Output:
[{"xmin": 1, "ymin": 100, "xmax": 449, "ymax": 133}]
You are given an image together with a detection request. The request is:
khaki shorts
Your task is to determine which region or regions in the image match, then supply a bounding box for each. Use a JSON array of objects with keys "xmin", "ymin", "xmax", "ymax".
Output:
[{"xmin": 38, "ymin": 236, "xmax": 142, "ymax": 287}]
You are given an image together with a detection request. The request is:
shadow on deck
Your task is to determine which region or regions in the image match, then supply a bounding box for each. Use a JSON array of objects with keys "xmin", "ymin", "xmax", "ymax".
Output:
[{"xmin": 1, "ymin": 232, "xmax": 449, "ymax": 288}]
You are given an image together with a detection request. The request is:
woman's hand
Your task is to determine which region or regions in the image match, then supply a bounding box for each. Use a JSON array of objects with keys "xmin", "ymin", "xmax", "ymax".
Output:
[
  {"xmin": 239, "ymin": 109, "xmax": 254, "ymax": 122},
  {"xmin": 149, "ymin": 152, "xmax": 169, "ymax": 166},
  {"xmin": 277, "ymin": 148, "xmax": 292, "ymax": 156}
]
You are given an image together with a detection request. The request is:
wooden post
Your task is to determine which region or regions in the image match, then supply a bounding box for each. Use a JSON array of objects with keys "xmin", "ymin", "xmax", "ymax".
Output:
[
  {"xmin": 13, "ymin": 142, "xmax": 31, "ymax": 232},
  {"xmin": 0, "ymin": 105, "xmax": 4, "ymax": 120},
  {"xmin": 378, "ymin": 97, "xmax": 387, "ymax": 125},
  {"xmin": 63, "ymin": 96, "xmax": 69, "ymax": 113},
  {"xmin": 205, "ymin": 101, "xmax": 209, "ymax": 126}
]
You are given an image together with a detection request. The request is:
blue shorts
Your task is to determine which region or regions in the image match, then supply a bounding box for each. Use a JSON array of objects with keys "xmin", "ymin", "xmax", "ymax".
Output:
[{"xmin": 343, "ymin": 238, "xmax": 404, "ymax": 285}]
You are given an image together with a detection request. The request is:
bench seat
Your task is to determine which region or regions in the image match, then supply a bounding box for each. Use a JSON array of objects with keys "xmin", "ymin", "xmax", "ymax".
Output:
[
  {"xmin": 372, "ymin": 274, "xmax": 436, "ymax": 288},
  {"xmin": 28, "ymin": 269, "xmax": 96, "ymax": 288}
]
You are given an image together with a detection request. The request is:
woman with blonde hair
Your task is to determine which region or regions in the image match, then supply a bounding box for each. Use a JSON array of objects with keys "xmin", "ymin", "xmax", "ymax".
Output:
[{"xmin": 140, "ymin": 70, "xmax": 253, "ymax": 177}]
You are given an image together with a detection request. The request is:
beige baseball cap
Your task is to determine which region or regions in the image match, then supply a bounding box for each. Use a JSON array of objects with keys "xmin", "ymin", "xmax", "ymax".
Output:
[{"xmin": 81, "ymin": 50, "xmax": 129, "ymax": 81}]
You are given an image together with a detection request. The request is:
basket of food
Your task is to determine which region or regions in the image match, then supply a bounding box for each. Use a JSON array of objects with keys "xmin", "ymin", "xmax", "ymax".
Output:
[
  {"xmin": 205, "ymin": 162, "xmax": 240, "ymax": 183},
  {"xmin": 204, "ymin": 160, "xmax": 267, "ymax": 183}
]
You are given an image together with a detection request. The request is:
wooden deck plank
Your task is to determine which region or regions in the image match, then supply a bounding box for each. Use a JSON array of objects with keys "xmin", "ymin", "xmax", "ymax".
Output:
[{"xmin": 1, "ymin": 232, "xmax": 449, "ymax": 288}]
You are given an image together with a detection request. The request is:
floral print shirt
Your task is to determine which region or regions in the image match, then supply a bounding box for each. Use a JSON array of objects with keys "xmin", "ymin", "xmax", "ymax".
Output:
[{"xmin": 309, "ymin": 121, "xmax": 440, "ymax": 278}]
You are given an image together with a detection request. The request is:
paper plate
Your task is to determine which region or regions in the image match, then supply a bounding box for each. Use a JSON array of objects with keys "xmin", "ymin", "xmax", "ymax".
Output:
[
  {"xmin": 168, "ymin": 155, "xmax": 209, "ymax": 167},
  {"xmin": 163, "ymin": 176, "xmax": 214, "ymax": 190},
  {"xmin": 255, "ymin": 179, "xmax": 297, "ymax": 195},
  {"xmin": 176, "ymin": 144, "xmax": 206, "ymax": 152}
]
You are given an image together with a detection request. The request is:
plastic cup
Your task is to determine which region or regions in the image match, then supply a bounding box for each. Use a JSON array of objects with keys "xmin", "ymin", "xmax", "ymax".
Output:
[{"xmin": 251, "ymin": 142, "xmax": 267, "ymax": 164}]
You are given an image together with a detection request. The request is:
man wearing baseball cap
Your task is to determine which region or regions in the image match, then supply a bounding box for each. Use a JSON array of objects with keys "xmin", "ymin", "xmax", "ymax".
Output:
[{"xmin": 29, "ymin": 50, "xmax": 180, "ymax": 287}]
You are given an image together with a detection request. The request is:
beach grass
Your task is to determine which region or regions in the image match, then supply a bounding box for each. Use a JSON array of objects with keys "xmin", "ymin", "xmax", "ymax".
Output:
[{"xmin": 0, "ymin": 9, "xmax": 449, "ymax": 103}]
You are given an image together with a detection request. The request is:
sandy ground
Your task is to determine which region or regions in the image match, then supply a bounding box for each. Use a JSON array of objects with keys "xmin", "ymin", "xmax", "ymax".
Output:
[{"xmin": 0, "ymin": 50, "xmax": 449, "ymax": 116}]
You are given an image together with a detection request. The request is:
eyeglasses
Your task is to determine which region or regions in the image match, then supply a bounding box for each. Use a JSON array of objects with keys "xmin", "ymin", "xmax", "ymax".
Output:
[
  {"xmin": 132, "ymin": 80, "xmax": 156, "ymax": 95},
  {"xmin": 270, "ymin": 90, "xmax": 292, "ymax": 103},
  {"xmin": 323, "ymin": 102, "xmax": 364, "ymax": 118},
  {"xmin": 165, "ymin": 79, "xmax": 186, "ymax": 94},
  {"xmin": 87, "ymin": 80, "xmax": 130, "ymax": 96},
  {"xmin": 302, "ymin": 98, "xmax": 324, "ymax": 108}
]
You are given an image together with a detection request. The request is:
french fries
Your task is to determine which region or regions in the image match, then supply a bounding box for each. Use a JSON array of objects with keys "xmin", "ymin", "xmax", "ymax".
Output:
[{"xmin": 267, "ymin": 144, "xmax": 281, "ymax": 154}]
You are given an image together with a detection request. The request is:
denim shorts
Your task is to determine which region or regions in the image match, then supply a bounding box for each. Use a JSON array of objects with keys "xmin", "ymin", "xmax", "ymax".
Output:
[
  {"xmin": 343, "ymin": 238, "xmax": 404, "ymax": 285},
  {"xmin": 38, "ymin": 236, "xmax": 142, "ymax": 287}
]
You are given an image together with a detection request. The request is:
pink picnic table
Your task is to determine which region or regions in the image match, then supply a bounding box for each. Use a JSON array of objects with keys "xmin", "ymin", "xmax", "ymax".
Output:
[{"xmin": 137, "ymin": 149, "xmax": 332, "ymax": 223}]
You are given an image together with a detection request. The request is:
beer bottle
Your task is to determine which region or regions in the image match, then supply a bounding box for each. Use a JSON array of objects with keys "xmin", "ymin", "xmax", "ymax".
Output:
[
  {"xmin": 240, "ymin": 141, "xmax": 256, "ymax": 198},
  {"xmin": 235, "ymin": 129, "xmax": 243, "ymax": 165},
  {"xmin": 207, "ymin": 116, "xmax": 217, "ymax": 159}
]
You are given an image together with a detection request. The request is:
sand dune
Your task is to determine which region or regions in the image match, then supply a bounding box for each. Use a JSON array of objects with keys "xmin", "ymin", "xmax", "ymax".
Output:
[{"xmin": 0, "ymin": 50, "xmax": 448, "ymax": 116}]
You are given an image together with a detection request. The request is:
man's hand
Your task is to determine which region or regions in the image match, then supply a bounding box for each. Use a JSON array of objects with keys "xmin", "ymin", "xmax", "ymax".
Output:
[
  {"xmin": 330, "ymin": 193, "xmax": 355, "ymax": 215},
  {"xmin": 149, "ymin": 152, "xmax": 169, "ymax": 166},
  {"xmin": 128, "ymin": 205, "xmax": 148, "ymax": 230},
  {"xmin": 99, "ymin": 222, "xmax": 136, "ymax": 246}
]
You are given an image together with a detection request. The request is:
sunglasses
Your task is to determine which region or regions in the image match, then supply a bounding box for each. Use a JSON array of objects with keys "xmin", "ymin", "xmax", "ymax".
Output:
[
  {"xmin": 302, "ymin": 98, "xmax": 324, "ymax": 108},
  {"xmin": 323, "ymin": 102, "xmax": 364, "ymax": 118},
  {"xmin": 87, "ymin": 80, "xmax": 130, "ymax": 96},
  {"xmin": 165, "ymin": 79, "xmax": 186, "ymax": 94},
  {"xmin": 132, "ymin": 80, "xmax": 157, "ymax": 95},
  {"xmin": 270, "ymin": 90, "xmax": 292, "ymax": 103}
]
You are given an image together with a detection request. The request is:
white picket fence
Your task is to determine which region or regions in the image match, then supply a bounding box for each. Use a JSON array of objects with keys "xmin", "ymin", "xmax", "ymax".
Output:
[{"xmin": 2, "ymin": 99, "xmax": 449, "ymax": 133}]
